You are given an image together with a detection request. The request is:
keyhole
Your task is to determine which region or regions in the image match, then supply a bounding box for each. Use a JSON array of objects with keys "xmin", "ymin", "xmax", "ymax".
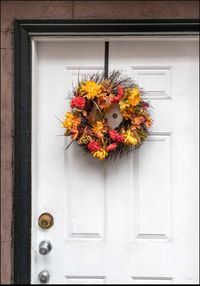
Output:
[{"xmin": 112, "ymin": 113, "xmax": 118, "ymax": 119}]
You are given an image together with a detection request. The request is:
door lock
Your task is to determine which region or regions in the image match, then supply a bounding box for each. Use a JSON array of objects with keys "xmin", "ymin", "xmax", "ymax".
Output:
[
  {"xmin": 39, "ymin": 240, "xmax": 52, "ymax": 255},
  {"xmin": 38, "ymin": 270, "xmax": 50, "ymax": 283},
  {"xmin": 38, "ymin": 213, "xmax": 54, "ymax": 229}
]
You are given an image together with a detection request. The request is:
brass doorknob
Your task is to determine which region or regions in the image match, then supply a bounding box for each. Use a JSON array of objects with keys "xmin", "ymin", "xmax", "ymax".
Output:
[{"xmin": 38, "ymin": 213, "xmax": 54, "ymax": 229}]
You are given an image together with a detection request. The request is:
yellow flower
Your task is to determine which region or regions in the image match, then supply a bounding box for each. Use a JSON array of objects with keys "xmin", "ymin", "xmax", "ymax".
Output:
[
  {"xmin": 119, "ymin": 99, "xmax": 130, "ymax": 111},
  {"xmin": 79, "ymin": 80, "xmax": 102, "ymax": 99},
  {"xmin": 92, "ymin": 120, "xmax": 107, "ymax": 139},
  {"xmin": 63, "ymin": 112, "xmax": 80, "ymax": 130},
  {"xmin": 126, "ymin": 87, "xmax": 141, "ymax": 107},
  {"xmin": 123, "ymin": 129, "xmax": 138, "ymax": 145},
  {"xmin": 92, "ymin": 148, "xmax": 108, "ymax": 160},
  {"xmin": 63, "ymin": 112, "xmax": 74, "ymax": 129},
  {"xmin": 65, "ymin": 112, "xmax": 73, "ymax": 119}
]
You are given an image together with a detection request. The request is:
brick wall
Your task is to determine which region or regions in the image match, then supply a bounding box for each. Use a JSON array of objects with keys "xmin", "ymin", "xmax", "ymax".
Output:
[{"xmin": 1, "ymin": 0, "xmax": 199, "ymax": 284}]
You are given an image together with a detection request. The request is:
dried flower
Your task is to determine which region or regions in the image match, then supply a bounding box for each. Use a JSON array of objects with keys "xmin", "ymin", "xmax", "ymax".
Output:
[
  {"xmin": 97, "ymin": 95, "xmax": 112, "ymax": 109},
  {"xmin": 141, "ymin": 101, "xmax": 149, "ymax": 110},
  {"xmin": 78, "ymin": 134, "xmax": 92, "ymax": 144},
  {"xmin": 101, "ymin": 79, "xmax": 113, "ymax": 94}
]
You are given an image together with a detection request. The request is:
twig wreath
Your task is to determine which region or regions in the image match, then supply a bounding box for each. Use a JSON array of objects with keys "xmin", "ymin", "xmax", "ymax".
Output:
[{"xmin": 62, "ymin": 70, "xmax": 152, "ymax": 160}]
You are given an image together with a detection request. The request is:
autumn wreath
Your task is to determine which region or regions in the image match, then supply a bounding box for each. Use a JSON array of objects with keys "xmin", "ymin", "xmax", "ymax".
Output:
[{"xmin": 62, "ymin": 71, "xmax": 152, "ymax": 160}]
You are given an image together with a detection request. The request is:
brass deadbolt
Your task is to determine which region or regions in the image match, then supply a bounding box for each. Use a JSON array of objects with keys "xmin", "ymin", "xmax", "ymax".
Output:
[{"xmin": 38, "ymin": 213, "xmax": 54, "ymax": 229}]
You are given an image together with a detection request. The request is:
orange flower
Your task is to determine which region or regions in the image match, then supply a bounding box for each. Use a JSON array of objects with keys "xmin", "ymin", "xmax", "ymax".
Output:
[
  {"xmin": 133, "ymin": 116, "xmax": 145, "ymax": 126},
  {"xmin": 122, "ymin": 110, "xmax": 133, "ymax": 120},
  {"xmin": 145, "ymin": 119, "xmax": 152, "ymax": 129},
  {"xmin": 92, "ymin": 120, "xmax": 107, "ymax": 139},
  {"xmin": 70, "ymin": 128, "xmax": 79, "ymax": 140},
  {"xmin": 97, "ymin": 95, "xmax": 112, "ymax": 110}
]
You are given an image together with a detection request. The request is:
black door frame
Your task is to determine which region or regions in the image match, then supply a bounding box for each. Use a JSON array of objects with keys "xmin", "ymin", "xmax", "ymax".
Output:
[{"xmin": 14, "ymin": 19, "xmax": 199, "ymax": 284}]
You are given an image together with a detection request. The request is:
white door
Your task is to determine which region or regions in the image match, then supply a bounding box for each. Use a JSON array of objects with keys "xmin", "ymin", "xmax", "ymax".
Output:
[{"xmin": 32, "ymin": 37, "xmax": 199, "ymax": 284}]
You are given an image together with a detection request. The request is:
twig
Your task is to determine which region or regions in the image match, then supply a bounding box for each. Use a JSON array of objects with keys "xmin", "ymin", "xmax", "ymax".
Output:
[
  {"xmin": 92, "ymin": 100, "xmax": 103, "ymax": 120},
  {"xmin": 65, "ymin": 140, "xmax": 74, "ymax": 150}
]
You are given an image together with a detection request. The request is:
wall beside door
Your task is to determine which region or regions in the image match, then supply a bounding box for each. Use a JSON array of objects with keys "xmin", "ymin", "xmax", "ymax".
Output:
[{"xmin": 1, "ymin": 1, "xmax": 199, "ymax": 284}]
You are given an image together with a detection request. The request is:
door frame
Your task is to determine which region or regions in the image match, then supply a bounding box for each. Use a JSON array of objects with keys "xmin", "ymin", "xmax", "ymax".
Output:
[{"xmin": 14, "ymin": 19, "xmax": 199, "ymax": 284}]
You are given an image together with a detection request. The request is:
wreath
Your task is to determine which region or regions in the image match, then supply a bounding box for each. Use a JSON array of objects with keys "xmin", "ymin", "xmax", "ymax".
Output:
[{"xmin": 62, "ymin": 71, "xmax": 152, "ymax": 160}]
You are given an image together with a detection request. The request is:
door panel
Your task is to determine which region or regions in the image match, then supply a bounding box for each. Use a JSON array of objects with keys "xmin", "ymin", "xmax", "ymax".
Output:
[
  {"xmin": 135, "ymin": 134, "xmax": 171, "ymax": 239},
  {"xmin": 32, "ymin": 38, "xmax": 199, "ymax": 284}
]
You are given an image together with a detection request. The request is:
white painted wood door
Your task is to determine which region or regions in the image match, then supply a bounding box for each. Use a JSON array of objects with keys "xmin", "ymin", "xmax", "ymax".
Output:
[{"xmin": 32, "ymin": 38, "xmax": 199, "ymax": 284}]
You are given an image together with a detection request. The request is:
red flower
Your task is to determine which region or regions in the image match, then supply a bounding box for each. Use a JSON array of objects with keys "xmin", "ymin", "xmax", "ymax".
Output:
[
  {"xmin": 111, "ymin": 84, "xmax": 124, "ymax": 103},
  {"xmin": 109, "ymin": 130, "xmax": 124, "ymax": 143},
  {"xmin": 70, "ymin": 96, "xmax": 86, "ymax": 109},
  {"xmin": 117, "ymin": 84, "xmax": 123, "ymax": 97},
  {"xmin": 106, "ymin": 143, "xmax": 117, "ymax": 152},
  {"xmin": 87, "ymin": 141, "xmax": 101, "ymax": 152},
  {"xmin": 109, "ymin": 130, "xmax": 117, "ymax": 140}
]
